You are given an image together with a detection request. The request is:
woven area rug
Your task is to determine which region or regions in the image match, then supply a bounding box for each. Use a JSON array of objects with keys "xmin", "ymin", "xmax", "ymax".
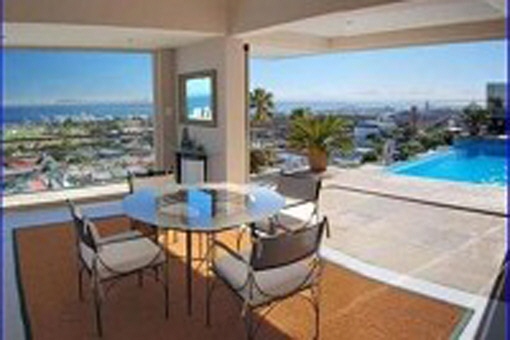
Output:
[{"xmin": 13, "ymin": 217, "xmax": 470, "ymax": 339}]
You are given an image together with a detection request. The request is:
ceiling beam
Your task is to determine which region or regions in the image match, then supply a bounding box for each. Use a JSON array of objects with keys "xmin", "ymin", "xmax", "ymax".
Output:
[
  {"xmin": 229, "ymin": 0, "xmax": 403, "ymax": 35},
  {"xmin": 246, "ymin": 32, "xmax": 330, "ymax": 54},
  {"xmin": 329, "ymin": 18, "xmax": 505, "ymax": 52}
]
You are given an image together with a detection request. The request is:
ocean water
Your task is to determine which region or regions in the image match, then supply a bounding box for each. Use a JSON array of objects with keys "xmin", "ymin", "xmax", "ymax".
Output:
[
  {"xmin": 4, "ymin": 97, "xmax": 210, "ymax": 125},
  {"xmin": 3, "ymin": 99, "xmax": 471, "ymax": 125},
  {"xmin": 3, "ymin": 103, "xmax": 154, "ymax": 125}
]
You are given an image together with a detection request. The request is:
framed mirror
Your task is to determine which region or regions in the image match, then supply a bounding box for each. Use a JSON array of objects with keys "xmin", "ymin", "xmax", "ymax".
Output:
[{"xmin": 179, "ymin": 70, "xmax": 217, "ymax": 127}]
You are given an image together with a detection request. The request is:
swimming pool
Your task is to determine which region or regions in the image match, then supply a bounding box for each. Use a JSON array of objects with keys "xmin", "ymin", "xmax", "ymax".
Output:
[{"xmin": 390, "ymin": 139, "xmax": 507, "ymax": 186}]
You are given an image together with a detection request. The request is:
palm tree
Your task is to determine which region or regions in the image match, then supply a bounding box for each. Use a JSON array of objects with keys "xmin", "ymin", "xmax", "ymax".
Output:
[
  {"xmin": 250, "ymin": 88, "xmax": 274, "ymax": 124},
  {"xmin": 290, "ymin": 107, "xmax": 312, "ymax": 121},
  {"xmin": 288, "ymin": 114, "xmax": 353, "ymax": 172}
]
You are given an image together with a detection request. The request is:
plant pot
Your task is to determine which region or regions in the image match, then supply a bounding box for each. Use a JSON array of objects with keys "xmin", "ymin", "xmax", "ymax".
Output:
[{"xmin": 308, "ymin": 147, "xmax": 328, "ymax": 172}]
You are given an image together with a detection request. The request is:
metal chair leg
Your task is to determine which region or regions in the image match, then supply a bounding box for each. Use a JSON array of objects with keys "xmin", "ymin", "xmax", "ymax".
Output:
[
  {"xmin": 164, "ymin": 262, "xmax": 169, "ymax": 319},
  {"xmin": 93, "ymin": 278, "xmax": 103, "ymax": 337},
  {"xmin": 243, "ymin": 308, "xmax": 255, "ymax": 340},
  {"xmin": 205, "ymin": 280, "xmax": 212, "ymax": 327},
  {"xmin": 205, "ymin": 234, "xmax": 212, "ymax": 326},
  {"xmin": 162, "ymin": 230, "xmax": 170, "ymax": 319},
  {"xmin": 312, "ymin": 280, "xmax": 321, "ymax": 340},
  {"xmin": 78, "ymin": 266, "xmax": 84, "ymax": 301}
]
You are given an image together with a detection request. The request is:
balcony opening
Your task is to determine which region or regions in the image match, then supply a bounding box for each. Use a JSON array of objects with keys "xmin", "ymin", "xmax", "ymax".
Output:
[{"xmin": 3, "ymin": 49, "xmax": 154, "ymax": 197}]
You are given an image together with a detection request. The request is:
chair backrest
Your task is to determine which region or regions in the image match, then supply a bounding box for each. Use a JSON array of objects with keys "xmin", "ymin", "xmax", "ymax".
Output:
[
  {"xmin": 276, "ymin": 172, "xmax": 322, "ymax": 203},
  {"xmin": 128, "ymin": 169, "xmax": 174, "ymax": 193},
  {"xmin": 66, "ymin": 199, "xmax": 98, "ymax": 251},
  {"xmin": 250, "ymin": 217, "xmax": 326, "ymax": 271}
]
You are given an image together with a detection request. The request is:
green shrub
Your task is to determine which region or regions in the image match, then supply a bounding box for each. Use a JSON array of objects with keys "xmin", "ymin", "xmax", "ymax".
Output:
[
  {"xmin": 398, "ymin": 139, "xmax": 425, "ymax": 160},
  {"xmin": 361, "ymin": 150, "xmax": 378, "ymax": 163}
]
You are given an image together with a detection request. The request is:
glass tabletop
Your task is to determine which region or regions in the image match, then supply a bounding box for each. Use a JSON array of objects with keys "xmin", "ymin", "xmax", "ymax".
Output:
[{"xmin": 122, "ymin": 182, "xmax": 286, "ymax": 232}]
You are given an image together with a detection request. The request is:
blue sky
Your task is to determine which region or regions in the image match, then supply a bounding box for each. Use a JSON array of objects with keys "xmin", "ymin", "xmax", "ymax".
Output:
[
  {"xmin": 4, "ymin": 40, "xmax": 506, "ymax": 105},
  {"xmin": 5, "ymin": 50, "xmax": 154, "ymax": 105},
  {"xmin": 251, "ymin": 40, "xmax": 506, "ymax": 103}
]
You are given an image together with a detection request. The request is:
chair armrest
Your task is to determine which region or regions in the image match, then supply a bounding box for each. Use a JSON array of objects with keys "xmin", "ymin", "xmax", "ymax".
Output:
[
  {"xmin": 283, "ymin": 199, "xmax": 314, "ymax": 210},
  {"xmin": 213, "ymin": 240, "xmax": 247, "ymax": 264},
  {"xmin": 96, "ymin": 232, "xmax": 146, "ymax": 246},
  {"xmin": 253, "ymin": 180, "xmax": 277, "ymax": 190}
]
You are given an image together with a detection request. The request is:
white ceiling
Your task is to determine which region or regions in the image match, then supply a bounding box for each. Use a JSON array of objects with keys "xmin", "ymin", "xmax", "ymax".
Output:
[
  {"xmin": 275, "ymin": 0, "xmax": 505, "ymax": 38},
  {"xmin": 4, "ymin": 0, "xmax": 505, "ymax": 55},
  {"xmin": 4, "ymin": 23, "xmax": 219, "ymax": 50}
]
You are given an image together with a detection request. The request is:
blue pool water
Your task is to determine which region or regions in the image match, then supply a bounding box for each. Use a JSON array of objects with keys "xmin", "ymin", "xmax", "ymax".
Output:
[{"xmin": 390, "ymin": 139, "xmax": 508, "ymax": 186}]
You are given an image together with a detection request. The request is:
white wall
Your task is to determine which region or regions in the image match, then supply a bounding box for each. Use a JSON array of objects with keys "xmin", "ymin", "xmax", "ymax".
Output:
[
  {"xmin": 153, "ymin": 49, "xmax": 177, "ymax": 171},
  {"xmin": 175, "ymin": 37, "xmax": 247, "ymax": 183}
]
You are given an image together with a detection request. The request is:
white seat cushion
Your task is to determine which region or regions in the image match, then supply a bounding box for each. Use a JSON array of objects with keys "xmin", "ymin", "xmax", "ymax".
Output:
[
  {"xmin": 282, "ymin": 200, "xmax": 316, "ymax": 219},
  {"xmin": 214, "ymin": 251, "xmax": 314, "ymax": 307},
  {"xmin": 81, "ymin": 237, "xmax": 165, "ymax": 279},
  {"xmin": 254, "ymin": 202, "xmax": 318, "ymax": 233}
]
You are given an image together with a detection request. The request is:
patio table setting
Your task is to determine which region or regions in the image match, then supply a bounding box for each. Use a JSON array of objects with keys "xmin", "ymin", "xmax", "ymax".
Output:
[{"xmin": 122, "ymin": 182, "xmax": 286, "ymax": 315}]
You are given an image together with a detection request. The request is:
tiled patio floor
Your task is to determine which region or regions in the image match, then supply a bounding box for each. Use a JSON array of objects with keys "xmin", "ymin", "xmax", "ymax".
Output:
[{"xmin": 320, "ymin": 166, "xmax": 506, "ymax": 297}]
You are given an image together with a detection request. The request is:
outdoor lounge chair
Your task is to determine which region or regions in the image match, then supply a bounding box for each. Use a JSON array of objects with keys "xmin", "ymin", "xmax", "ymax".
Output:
[
  {"xmin": 206, "ymin": 217, "xmax": 328, "ymax": 340},
  {"xmin": 67, "ymin": 199, "xmax": 169, "ymax": 337}
]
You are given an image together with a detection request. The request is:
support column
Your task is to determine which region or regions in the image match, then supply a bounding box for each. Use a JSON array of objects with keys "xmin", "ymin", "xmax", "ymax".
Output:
[
  {"xmin": 176, "ymin": 37, "xmax": 247, "ymax": 183},
  {"xmin": 153, "ymin": 49, "xmax": 177, "ymax": 172}
]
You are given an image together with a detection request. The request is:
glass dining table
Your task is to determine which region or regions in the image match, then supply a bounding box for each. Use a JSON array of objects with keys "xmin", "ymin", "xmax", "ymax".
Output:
[{"xmin": 122, "ymin": 182, "xmax": 285, "ymax": 315}]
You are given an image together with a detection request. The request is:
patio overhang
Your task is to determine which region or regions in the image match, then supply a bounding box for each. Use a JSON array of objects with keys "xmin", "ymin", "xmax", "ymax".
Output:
[{"xmin": 240, "ymin": 0, "xmax": 506, "ymax": 58}]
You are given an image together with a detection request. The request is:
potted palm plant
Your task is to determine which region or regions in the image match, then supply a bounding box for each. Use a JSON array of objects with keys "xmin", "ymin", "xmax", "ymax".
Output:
[{"xmin": 288, "ymin": 114, "xmax": 352, "ymax": 172}]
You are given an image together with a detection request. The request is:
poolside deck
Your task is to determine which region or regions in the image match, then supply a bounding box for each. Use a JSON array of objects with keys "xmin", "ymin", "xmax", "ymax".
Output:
[
  {"xmin": 324, "ymin": 165, "xmax": 506, "ymax": 216},
  {"xmin": 318, "ymin": 166, "xmax": 506, "ymax": 296}
]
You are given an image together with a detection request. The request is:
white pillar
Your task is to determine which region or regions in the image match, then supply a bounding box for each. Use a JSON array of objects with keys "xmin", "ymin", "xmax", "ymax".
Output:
[
  {"xmin": 176, "ymin": 37, "xmax": 247, "ymax": 183},
  {"xmin": 153, "ymin": 49, "xmax": 177, "ymax": 171}
]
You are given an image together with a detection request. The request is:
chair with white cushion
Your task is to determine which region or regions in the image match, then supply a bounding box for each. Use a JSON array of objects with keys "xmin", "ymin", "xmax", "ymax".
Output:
[
  {"xmin": 269, "ymin": 171, "xmax": 322, "ymax": 230},
  {"xmin": 127, "ymin": 169, "xmax": 174, "ymax": 193},
  {"xmin": 206, "ymin": 217, "xmax": 328, "ymax": 340},
  {"xmin": 127, "ymin": 169, "xmax": 174, "ymax": 240},
  {"xmin": 237, "ymin": 172, "xmax": 324, "ymax": 250},
  {"xmin": 67, "ymin": 199, "xmax": 169, "ymax": 337}
]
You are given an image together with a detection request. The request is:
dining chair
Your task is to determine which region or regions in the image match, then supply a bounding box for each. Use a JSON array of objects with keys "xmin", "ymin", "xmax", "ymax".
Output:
[
  {"xmin": 269, "ymin": 171, "xmax": 322, "ymax": 230},
  {"xmin": 237, "ymin": 172, "xmax": 325, "ymax": 250},
  {"xmin": 67, "ymin": 199, "xmax": 169, "ymax": 337},
  {"xmin": 127, "ymin": 169, "xmax": 174, "ymax": 241},
  {"xmin": 127, "ymin": 169, "xmax": 174, "ymax": 193},
  {"xmin": 206, "ymin": 217, "xmax": 328, "ymax": 340}
]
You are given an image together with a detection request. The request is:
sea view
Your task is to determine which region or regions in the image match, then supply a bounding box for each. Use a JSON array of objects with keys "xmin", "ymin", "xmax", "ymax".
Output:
[
  {"xmin": 3, "ymin": 102, "xmax": 154, "ymax": 125},
  {"xmin": 3, "ymin": 99, "xmax": 480, "ymax": 126}
]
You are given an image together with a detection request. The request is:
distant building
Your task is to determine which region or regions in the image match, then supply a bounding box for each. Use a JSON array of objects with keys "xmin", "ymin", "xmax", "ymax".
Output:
[
  {"xmin": 487, "ymin": 83, "xmax": 507, "ymax": 134},
  {"xmin": 354, "ymin": 119, "xmax": 396, "ymax": 147}
]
